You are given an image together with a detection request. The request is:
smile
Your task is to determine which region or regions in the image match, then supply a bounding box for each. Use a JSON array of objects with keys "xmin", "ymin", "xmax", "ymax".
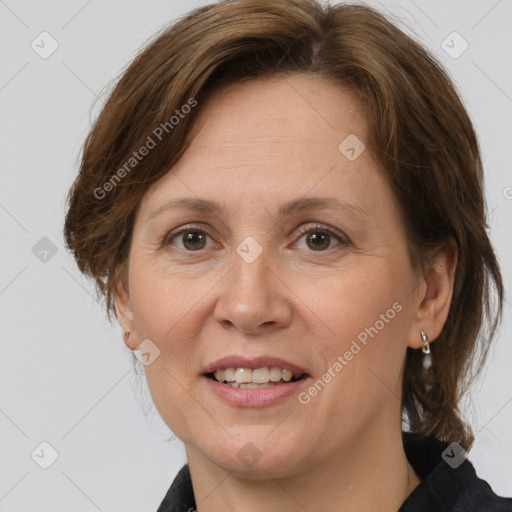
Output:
[
  {"xmin": 202, "ymin": 355, "xmax": 311, "ymax": 406},
  {"xmin": 208, "ymin": 366, "xmax": 306, "ymax": 388}
]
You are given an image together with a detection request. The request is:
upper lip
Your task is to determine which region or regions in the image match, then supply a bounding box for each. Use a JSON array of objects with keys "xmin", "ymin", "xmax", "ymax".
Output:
[{"xmin": 203, "ymin": 355, "xmax": 308, "ymax": 375}]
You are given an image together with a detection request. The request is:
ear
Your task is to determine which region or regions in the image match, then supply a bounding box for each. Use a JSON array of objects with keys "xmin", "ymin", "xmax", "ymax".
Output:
[
  {"xmin": 407, "ymin": 237, "xmax": 458, "ymax": 349},
  {"xmin": 113, "ymin": 270, "xmax": 139, "ymax": 350}
]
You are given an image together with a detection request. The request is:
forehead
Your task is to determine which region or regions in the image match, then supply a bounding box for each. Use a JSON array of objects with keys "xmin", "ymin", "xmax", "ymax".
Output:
[
  {"xmin": 141, "ymin": 74, "xmax": 375, "ymax": 205},
  {"xmin": 189, "ymin": 74, "xmax": 367, "ymax": 151}
]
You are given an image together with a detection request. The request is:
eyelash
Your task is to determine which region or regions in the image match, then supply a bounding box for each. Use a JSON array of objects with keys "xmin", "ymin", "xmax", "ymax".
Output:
[{"xmin": 162, "ymin": 223, "xmax": 349, "ymax": 253}]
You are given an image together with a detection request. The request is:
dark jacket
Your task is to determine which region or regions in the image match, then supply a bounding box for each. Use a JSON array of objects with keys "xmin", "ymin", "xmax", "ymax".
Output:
[{"xmin": 156, "ymin": 432, "xmax": 512, "ymax": 511}]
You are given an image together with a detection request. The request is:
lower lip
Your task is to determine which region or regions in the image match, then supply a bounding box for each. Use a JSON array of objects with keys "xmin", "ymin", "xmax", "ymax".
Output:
[{"xmin": 202, "ymin": 375, "xmax": 310, "ymax": 407}]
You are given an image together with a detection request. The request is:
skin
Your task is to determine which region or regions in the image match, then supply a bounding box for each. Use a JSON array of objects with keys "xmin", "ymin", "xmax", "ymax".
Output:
[{"xmin": 114, "ymin": 74, "xmax": 457, "ymax": 512}]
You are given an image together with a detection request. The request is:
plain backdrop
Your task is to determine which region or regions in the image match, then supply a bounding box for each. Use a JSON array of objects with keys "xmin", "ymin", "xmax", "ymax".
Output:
[{"xmin": 0, "ymin": 0, "xmax": 511, "ymax": 510}]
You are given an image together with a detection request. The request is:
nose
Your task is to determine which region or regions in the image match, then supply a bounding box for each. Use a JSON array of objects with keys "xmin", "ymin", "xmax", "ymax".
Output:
[{"xmin": 213, "ymin": 245, "xmax": 292, "ymax": 334}]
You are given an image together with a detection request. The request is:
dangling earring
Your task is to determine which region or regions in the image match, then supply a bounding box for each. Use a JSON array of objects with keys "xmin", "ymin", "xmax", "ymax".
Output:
[
  {"xmin": 421, "ymin": 330, "xmax": 430, "ymax": 353},
  {"xmin": 421, "ymin": 330, "xmax": 432, "ymax": 369}
]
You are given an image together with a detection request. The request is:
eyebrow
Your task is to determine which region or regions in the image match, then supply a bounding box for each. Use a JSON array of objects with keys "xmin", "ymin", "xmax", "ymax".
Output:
[{"xmin": 145, "ymin": 196, "xmax": 369, "ymax": 223}]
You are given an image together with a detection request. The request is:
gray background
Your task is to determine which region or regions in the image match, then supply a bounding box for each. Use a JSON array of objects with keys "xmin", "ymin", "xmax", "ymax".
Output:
[{"xmin": 0, "ymin": 0, "xmax": 511, "ymax": 510}]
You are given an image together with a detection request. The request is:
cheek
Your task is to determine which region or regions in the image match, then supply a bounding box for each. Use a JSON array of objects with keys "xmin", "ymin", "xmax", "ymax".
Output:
[
  {"xmin": 299, "ymin": 260, "xmax": 411, "ymax": 414},
  {"xmin": 304, "ymin": 261, "xmax": 407, "ymax": 353},
  {"xmin": 126, "ymin": 255, "xmax": 230, "ymax": 431},
  {"xmin": 128, "ymin": 255, "xmax": 213, "ymax": 345},
  {"xmin": 128, "ymin": 268, "xmax": 203, "ymax": 440}
]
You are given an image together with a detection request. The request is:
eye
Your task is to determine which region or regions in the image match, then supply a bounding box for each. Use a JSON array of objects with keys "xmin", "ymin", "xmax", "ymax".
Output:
[
  {"xmin": 293, "ymin": 223, "xmax": 348, "ymax": 252},
  {"xmin": 162, "ymin": 222, "xmax": 349, "ymax": 253},
  {"xmin": 162, "ymin": 224, "xmax": 218, "ymax": 251}
]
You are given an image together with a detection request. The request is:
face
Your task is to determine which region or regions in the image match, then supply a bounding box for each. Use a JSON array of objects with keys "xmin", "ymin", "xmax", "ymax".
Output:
[{"xmin": 117, "ymin": 74, "xmax": 426, "ymax": 477}]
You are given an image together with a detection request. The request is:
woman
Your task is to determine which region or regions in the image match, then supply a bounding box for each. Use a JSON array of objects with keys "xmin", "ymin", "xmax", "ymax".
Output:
[{"xmin": 64, "ymin": 0, "xmax": 512, "ymax": 510}]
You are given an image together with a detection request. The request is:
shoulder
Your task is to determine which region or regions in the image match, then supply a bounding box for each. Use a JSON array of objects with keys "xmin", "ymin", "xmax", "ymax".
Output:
[
  {"xmin": 156, "ymin": 464, "xmax": 195, "ymax": 512},
  {"xmin": 400, "ymin": 432, "xmax": 512, "ymax": 512}
]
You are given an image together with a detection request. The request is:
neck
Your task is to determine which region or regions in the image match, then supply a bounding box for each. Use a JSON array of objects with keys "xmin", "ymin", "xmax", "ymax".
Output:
[{"xmin": 186, "ymin": 424, "xmax": 421, "ymax": 512}]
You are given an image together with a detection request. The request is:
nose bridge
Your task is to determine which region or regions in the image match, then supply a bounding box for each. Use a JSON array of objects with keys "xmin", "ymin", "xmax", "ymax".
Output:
[
  {"xmin": 230, "ymin": 235, "xmax": 274, "ymax": 306},
  {"xmin": 228, "ymin": 204, "xmax": 275, "ymax": 286},
  {"xmin": 213, "ymin": 234, "xmax": 290, "ymax": 331}
]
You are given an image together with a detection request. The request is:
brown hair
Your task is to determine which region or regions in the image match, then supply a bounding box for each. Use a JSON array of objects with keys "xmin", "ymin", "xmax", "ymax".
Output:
[{"xmin": 63, "ymin": 0, "xmax": 503, "ymax": 449}]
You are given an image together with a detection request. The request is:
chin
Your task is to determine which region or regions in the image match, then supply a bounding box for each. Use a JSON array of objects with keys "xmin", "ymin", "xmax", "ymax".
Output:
[{"xmin": 195, "ymin": 429, "xmax": 310, "ymax": 479}]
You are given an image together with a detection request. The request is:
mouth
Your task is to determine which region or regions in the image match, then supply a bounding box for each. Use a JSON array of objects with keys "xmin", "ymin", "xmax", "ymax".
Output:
[
  {"xmin": 205, "ymin": 367, "xmax": 307, "ymax": 388},
  {"xmin": 202, "ymin": 355, "xmax": 310, "ymax": 389}
]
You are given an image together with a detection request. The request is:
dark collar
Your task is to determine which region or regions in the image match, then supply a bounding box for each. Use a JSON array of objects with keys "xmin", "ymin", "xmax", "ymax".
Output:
[
  {"xmin": 399, "ymin": 432, "xmax": 512, "ymax": 511},
  {"xmin": 157, "ymin": 432, "xmax": 512, "ymax": 512}
]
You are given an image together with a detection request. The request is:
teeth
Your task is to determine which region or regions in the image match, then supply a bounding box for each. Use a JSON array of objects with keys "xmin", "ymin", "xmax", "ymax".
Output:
[
  {"xmin": 240, "ymin": 382, "xmax": 274, "ymax": 388},
  {"xmin": 281, "ymin": 369, "xmax": 293, "ymax": 382},
  {"xmin": 212, "ymin": 366, "xmax": 304, "ymax": 384},
  {"xmin": 251, "ymin": 368, "xmax": 270, "ymax": 383},
  {"xmin": 235, "ymin": 368, "xmax": 252, "ymax": 383},
  {"xmin": 224, "ymin": 367, "xmax": 236, "ymax": 382},
  {"xmin": 269, "ymin": 367, "xmax": 282, "ymax": 381}
]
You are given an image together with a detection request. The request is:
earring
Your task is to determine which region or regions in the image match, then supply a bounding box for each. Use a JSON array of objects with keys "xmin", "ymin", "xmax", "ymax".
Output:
[
  {"xmin": 421, "ymin": 330, "xmax": 432, "ymax": 370},
  {"xmin": 124, "ymin": 330, "xmax": 131, "ymax": 341},
  {"xmin": 421, "ymin": 330, "xmax": 430, "ymax": 353}
]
